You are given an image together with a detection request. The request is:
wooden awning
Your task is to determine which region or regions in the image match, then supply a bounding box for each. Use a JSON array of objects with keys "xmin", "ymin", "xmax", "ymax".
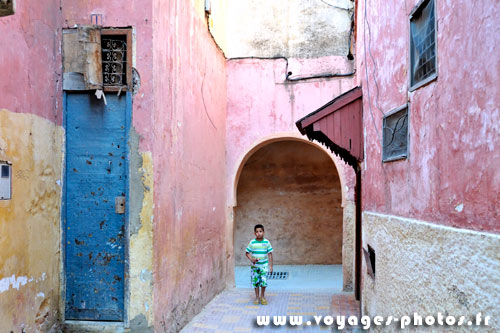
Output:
[{"xmin": 296, "ymin": 86, "xmax": 363, "ymax": 167}]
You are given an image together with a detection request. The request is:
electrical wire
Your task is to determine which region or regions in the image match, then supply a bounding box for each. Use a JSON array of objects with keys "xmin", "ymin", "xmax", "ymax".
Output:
[
  {"xmin": 227, "ymin": 56, "xmax": 355, "ymax": 82},
  {"xmin": 363, "ymin": 0, "xmax": 382, "ymax": 143},
  {"xmin": 320, "ymin": 0, "xmax": 353, "ymax": 11},
  {"xmin": 201, "ymin": 64, "xmax": 217, "ymax": 130},
  {"xmin": 364, "ymin": 0, "xmax": 385, "ymax": 117}
]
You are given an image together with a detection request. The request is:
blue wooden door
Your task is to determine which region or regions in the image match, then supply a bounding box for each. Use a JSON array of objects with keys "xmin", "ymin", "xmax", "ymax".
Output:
[{"xmin": 65, "ymin": 92, "xmax": 129, "ymax": 321}]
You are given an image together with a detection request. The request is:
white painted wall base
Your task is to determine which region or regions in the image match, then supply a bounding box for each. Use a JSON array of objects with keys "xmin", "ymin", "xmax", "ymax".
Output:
[{"xmin": 362, "ymin": 212, "xmax": 500, "ymax": 331}]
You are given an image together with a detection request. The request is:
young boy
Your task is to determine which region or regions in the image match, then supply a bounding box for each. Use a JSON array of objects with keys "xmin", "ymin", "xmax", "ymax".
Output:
[{"xmin": 245, "ymin": 224, "xmax": 273, "ymax": 305}]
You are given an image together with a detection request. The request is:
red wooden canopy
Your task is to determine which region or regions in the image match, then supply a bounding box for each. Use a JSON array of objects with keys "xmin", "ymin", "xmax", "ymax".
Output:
[{"xmin": 296, "ymin": 86, "xmax": 363, "ymax": 167}]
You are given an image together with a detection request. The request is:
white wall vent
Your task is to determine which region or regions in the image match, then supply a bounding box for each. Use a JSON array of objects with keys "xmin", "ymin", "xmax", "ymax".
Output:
[{"xmin": 0, "ymin": 161, "xmax": 12, "ymax": 200}]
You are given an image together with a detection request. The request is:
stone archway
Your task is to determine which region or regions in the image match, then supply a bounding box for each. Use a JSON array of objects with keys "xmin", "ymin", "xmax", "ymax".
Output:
[{"xmin": 233, "ymin": 140, "xmax": 343, "ymax": 267}]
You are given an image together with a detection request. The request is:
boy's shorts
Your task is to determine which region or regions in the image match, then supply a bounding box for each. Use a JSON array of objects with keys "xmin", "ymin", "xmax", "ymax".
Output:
[{"xmin": 251, "ymin": 264, "xmax": 268, "ymax": 288}]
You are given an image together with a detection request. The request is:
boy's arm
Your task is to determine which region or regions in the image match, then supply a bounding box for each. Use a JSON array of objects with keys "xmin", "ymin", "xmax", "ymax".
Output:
[
  {"xmin": 268, "ymin": 252, "xmax": 273, "ymax": 273},
  {"xmin": 246, "ymin": 251, "xmax": 257, "ymax": 264}
]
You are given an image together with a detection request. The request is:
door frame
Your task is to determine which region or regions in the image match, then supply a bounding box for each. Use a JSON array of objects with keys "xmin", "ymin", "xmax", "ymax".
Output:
[{"xmin": 60, "ymin": 91, "xmax": 132, "ymax": 324}]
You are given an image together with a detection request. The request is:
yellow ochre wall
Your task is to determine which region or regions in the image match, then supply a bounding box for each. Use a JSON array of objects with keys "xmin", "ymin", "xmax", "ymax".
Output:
[{"xmin": 0, "ymin": 109, "xmax": 64, "ymax": 331}]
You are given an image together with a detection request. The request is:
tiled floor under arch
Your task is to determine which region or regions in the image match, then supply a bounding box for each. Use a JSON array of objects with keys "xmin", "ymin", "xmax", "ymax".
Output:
[{"xmin": 181, "ymin": 265, "xmax": 360, "ymax": 332}]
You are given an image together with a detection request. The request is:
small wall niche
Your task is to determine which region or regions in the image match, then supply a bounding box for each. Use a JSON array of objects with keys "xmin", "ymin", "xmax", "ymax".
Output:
[
  {"xmin": 363, "ymin": 244, "xmax": 376, "ymax": 279},
  {"xmin": 0, "ymin": 161, "xmax": 12, "ymax": 200}
]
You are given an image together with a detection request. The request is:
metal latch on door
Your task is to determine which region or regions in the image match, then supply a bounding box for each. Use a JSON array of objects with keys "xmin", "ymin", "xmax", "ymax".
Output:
[{"xmin": 115, "ymin": 196, "xmax": 126, "ymax": 214}]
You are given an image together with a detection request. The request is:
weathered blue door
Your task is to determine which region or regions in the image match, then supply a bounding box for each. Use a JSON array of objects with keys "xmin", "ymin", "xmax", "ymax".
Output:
[{"xmin": 65, "ymin": 92, "xmax": 129, "ymax": 321}]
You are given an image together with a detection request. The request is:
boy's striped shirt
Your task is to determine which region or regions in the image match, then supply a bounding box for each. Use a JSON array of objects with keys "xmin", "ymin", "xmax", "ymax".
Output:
[{"xmin": 246, "ymin": 238, "xmax": 273, "ymax": 265}]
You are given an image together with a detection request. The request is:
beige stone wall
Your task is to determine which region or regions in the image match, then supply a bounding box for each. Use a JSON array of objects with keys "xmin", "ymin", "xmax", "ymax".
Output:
[
  {"xmin": 205, "ymin": 0, "xmax": 228, "ymax": 52},
  {"xmin": 342, "ymin": 200, "xmax": 355, "ymax": 291},
  {"xmin": 0, "ymin": 110, "xmax": 63, "ymax": 332},
  {"xmin": 213, "ymin": 0, "xmax": 353, "ymax": 58},
  {"xmin": 362, "ymin": 212, "xmax": 500, "ymax": 331},
  {"xmin": 234, "ymin": 141, "xmax": 343, "ymax": 265}
]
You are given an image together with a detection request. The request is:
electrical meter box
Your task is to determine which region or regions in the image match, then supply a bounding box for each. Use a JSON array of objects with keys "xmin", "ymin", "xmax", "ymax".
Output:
[{"xmin": 0, "ymin": 162, "xmax": 12, "ymax": 200}]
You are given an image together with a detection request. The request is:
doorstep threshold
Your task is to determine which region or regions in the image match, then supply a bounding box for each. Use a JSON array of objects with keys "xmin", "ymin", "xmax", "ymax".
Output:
[{"xmin": 64, "ymin": 320, "xmax": 125, "ymax": 333}]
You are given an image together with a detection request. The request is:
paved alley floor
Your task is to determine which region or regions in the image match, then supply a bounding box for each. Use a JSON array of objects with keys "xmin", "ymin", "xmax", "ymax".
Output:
[
  {"xmin": 181, "ymin": 266, "xmax": 360, "ymax": 332},
  {"xmin": 181, "ymin": 289, "xmax": 360, "ymax": 332}
]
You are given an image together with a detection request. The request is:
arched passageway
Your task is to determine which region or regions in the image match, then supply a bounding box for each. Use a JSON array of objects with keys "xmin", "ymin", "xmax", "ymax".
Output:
[{"xmin": 234, "ymin": 140, "xmax": 343, "ymax": 270}]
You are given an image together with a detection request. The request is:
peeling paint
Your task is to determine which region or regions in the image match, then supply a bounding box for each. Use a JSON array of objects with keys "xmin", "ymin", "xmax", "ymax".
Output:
[
  {"xmin": 130, "ymin": 313, "xmax": 153, "ymax": 333},
  {"xmin": 0, "ymin": 109, "xmax": 63, "ymax": 331},
  {"xmin": 130, "ymin": 151, "xmax": 154, "ymax": 329},
  {"xmin": 0, "ymin": 275, "xmax": 28, "ymax": 292},
  {"xmin": 129, "ymin": 127, "xmax": 144, "ymax": 236},
  {"xmin": 140, "ymin": 269, "xmax": 152, "ymax": 283}
]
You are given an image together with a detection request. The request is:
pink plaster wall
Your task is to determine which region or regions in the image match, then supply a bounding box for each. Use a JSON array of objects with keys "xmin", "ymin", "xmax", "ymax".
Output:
[
  {"xmin": 152, "ymin": 1, "xmax": 227, "ymax": 331},
  {"xmin": 357, "ymin": 0, "xmax": 500, "ymax": 233},
  {"xmin": 62, "ymin": 0, "xmax": 154, "ymax": 151},
  {"xmin": 226, "ymin": 57, "xmax": 357, "ymax": 205},
  {"xmin": 0, "ymin": 0, "xmax": 62, "ymax": 124}
]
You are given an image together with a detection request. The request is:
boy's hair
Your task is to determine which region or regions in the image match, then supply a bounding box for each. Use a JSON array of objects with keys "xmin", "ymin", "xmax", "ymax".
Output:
[{"xmin": 254, "ymin": 224, "xmax": 264, "ymax": 231}]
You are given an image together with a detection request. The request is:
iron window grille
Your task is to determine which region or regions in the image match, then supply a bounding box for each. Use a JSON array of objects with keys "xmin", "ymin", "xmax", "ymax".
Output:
[
  {"xmin": 0, "ymin": 0, "xmax": 15, "ymax": 16},
  {"xmin": 382, "ymin": 105, "xmax": 409, "ymax": 162},
  {"xmin": 101, "ymin": 35, "xmax": 127, "ymax": 87},
  {"xmin": 100, "ymin": 29, "xmax": 132, "ymax": 91},
  {"xmin": 409, "ymin": 0, "xmax": 437, "ymax": 90}
]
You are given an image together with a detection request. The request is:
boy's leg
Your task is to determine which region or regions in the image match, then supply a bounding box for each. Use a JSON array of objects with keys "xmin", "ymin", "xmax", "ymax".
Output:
[
  {"xmin": 260, "ymin": 287, "xmax": 268, "ymax": 305},
  {"xmin": 251, "ymin": 266, "xmax": 260, "ymax": 303},
  {"xmin": 260, "ymin": 265, "xmax": 269, "ymax": 304}
]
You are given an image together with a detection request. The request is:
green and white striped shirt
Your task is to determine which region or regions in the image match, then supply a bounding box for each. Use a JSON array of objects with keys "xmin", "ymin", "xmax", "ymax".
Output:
[{"xmin": 246, "ymin": 238, "xmax": 273, "ymax": 265}]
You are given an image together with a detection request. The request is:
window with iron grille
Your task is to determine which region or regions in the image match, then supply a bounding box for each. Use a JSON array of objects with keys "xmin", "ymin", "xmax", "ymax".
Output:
[
  {"xmin": 409, "ymin": 0, "xmax": 437, "ymax": 90},
  {"xmin": 101, "ymin": 34, "xmax": 128, "ymax": 87},
  {"xmin": 0, "ymin": 0, "xmax": 15, "ymax": 16},
  {"xmin": 100, "ymin": 29, "xmax": 133, "ymax": 91},
  {"xmin": 382, "ymin": 105, "xmax": 408, "ymax": 162}
]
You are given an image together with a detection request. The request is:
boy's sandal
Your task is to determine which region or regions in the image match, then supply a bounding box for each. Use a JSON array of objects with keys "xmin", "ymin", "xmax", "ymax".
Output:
[
  {"xmin": 253, "ymin": 299, "xmax": 260, "ymax": 305},
  {"xmin": 260, "ymin": 297, "xmax": 268, "ymax": 305}
]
